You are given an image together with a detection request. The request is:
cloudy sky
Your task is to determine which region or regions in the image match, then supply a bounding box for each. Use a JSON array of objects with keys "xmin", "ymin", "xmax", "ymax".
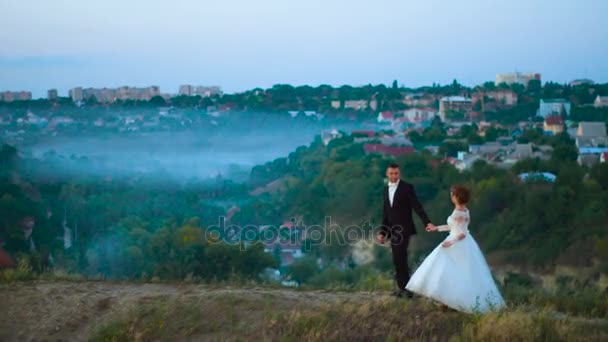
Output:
[{"xmin": 1, "ymin": 0, "xmax": 607, "ymax": 98}]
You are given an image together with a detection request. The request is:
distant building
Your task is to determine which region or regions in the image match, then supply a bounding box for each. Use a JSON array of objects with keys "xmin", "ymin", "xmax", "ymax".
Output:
[
  {"xmin": 537, "ymin": 99, "xmax": 571, "ymax": 118},
  {"xmin": 495, "ymin": 72, "xmax": 541, "ymax": 87},
  {"xmin": 473, "ymin": 90, "xmax": 518, "ymax": 110},
  {"xmin": 576, "ymin": 122, "xmax": 608, "ymax": 148},
  {"xmin": 511, "ymin": 143, "xmax": 533, "ymax": 160},
  {"xmin": 322, "ymin": 128, "xmax": 342, "ymax": 145},
  {"xmin": 178, "ymin": 85, "xmax": 193, "ymax": 96},
  {"xmin": 47, "ymin": 89, "xmax": 58, "ymax": 100},
  {"xmin": 439, "ymin": 96, "xmax": 473, "ymax": 121},
  {"xmin": 0, "ymin": 91, "xmax": 32, "ymax": 102},
  {"xmin": 402, "ymin": 108, "xmax": 438, "ymax": 122},
  {"xmin": 578, "ymin": 154, "xmax": 600, "ymax": 167},
  {"xmin": 377, "ymin": 111, "xmax": 395, "ymax": 123},
  {"xmin": 402, "ymin": 93, "xmax": 437, "ymax": 107},
  {"xmin": 330, "ymin": 100, "xmax": 341, "ymax": 109},
  {"xmin": 571, "ymin": 79, "xmax": 594, "ymax": 86},
  {"xmin": 344, "ymin": 100, "xmax": 371, "ymax": 111},
  {"xmin": 179, "ymin": 85, "xmax": 222, "ymax": 97},
  {"xmin": 363, "ymin": 144, "xmax": 414, "ymax": 157},
  {"xmin": 543, "ymin": 115, "xmax": 564, "ymax": 135},
  {"xmin": 69, "ymin": 87, "xmax": 83, "ymax": 102},
  {"xmin": 68, "ymin": 86, "xmax": 161, "ymax": 103},
  {"xmin": 601, "ymin": 152, "xmax": 608, "ymax": 163},
  {"xmin": 594, "ymin": 95, "xmax": 608, "ymax": 108},
  {"xmin": 352, "ymin": 130, "xmax": 375, "ymax": 138}
]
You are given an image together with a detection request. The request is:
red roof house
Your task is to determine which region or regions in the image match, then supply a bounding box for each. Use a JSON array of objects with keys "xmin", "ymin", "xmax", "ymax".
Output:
[{"xmin": 364, "ymin": 144, "xmax": 415, "ymax": 157}]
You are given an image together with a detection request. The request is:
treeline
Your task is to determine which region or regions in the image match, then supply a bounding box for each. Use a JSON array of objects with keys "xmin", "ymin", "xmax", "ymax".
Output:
[{"xmin": 3, "ymin": 81, "xmax": 608, "ymax": 123}]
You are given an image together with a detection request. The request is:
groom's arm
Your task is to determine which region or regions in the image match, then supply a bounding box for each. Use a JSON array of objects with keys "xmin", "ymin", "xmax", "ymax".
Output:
[
  {"xmin": 380, "ymin": 193, "xmax": 391, "ymax": 239},
  {"xmin": 406, "ymin": 183, "xmax": 431, "ymax": 226}
]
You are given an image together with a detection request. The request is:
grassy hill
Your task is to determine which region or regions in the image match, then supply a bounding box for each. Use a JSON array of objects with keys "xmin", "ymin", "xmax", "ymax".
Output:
[{"xmin": 1, "ymin": 280, "xmax": 607, "ymax": 341}]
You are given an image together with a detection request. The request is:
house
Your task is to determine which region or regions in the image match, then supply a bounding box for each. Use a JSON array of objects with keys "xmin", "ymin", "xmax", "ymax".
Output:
[
  {"xmin": 402, "ymin": 108, "xmax": 438, "ymax": 122},
  {"xmin": 322, "ymin": 128, "xmax": 342, "ymax": 145},
  {"xmin": 264, "ymin": 240, "xmax": 304, "ymax": 267},
  {"xmin": 473, "ymin": 90, "xmax": 518, "ymax": 110},
  {"xmin": 46, "ymin": 116, "xmax": 75, "ymax": 131},
  {"xmin": 379, "ymin": 135, "xmax": 412, "ymax": 147},
  {"xmin": 402, "ymin": 93, "xmax": 437, "ymax": 107},
  {"xmin": 511, "ymin": 143, "xmax": 533, "ymax": 159},
  {"xmin": 578, "ymin": 154, "xmax": 600, "ymax": 167},
  {"xmin": 344, "ymin": 100, "xmax": 376, "ymax": 111},
  {"xmin": 453, "ymin": 151, "xmax": 483, "ymax": 171},
  {"xmin": 601, "ymin": 152, "xmax": 608, "ymax": 163},
  {"xmin": 262, "ymin": 221, "xmax": 305, "ymax": 267},
  {"xmin": 495, "ymin": 72, "xmax": 541, "ymax": 87},
  {"xmin": 439, "ymin": 96, "xmax": 473, "ymax": 121},
  {"xmin": 477, "ymin": 142, "xmax": 506, "ymax": 156},
  {"xmin": 543, "ymin": 115, "xmax": 564, "ymax": 135},
  {"xmin": 576, "ymin": 122, "xmax": 608, "ymax": 148},
  {"xmin": 352, "ymin": 130, "xmax": 375, "ymax": 138},
  {"xmin": 363, "ymin": 144, "xmax": 415, "ymax": 157},
  {"xmin": 537, "ymin": 99, "xmax": 571, "ymax": 118},
  {"xmin": 377, "ymin": 111, "xmax": 395, "ymax": 123},
  {"xmin": 594, "ymin": 95, "xmax": 608, "ymax": 108}
]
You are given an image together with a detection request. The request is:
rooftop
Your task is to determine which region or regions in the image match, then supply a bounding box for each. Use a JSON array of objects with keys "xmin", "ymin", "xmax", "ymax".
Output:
[{"xmin": 578, "ymin": 122, "xmax": 607, "ymax": 137}]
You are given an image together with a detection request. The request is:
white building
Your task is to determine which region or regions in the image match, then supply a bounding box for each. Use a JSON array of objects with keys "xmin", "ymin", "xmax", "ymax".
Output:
[
  {"xmin": 439, "ymin": 96, "xmax": 472, "ymax": 121},
  {"xmin": 594, "ymin": 95, "xmax": 608, "ymax": 108},
  {"xmin": 537, "ymin": 99, "xmax": 571, "ymax": 118},
  {"xmin": 322, "ymin": 128, "xmax": 342, "ymax": 145},
  {"xmin": 69, "ymin": 87, "xmax": 83, "ymax": 102},
  {"xmin": 495, "ymin": 72, "xmax": 541, "ymax": 87},
  {"xmin": 179, "ymin": 85, "xmax": 222, "ymax": 97},
  {"xmin": 402, "ymin": 108, "xmax": 438, "ymax": 122}
]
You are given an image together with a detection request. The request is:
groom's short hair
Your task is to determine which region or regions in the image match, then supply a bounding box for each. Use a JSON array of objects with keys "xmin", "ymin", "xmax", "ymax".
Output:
[{"xmin": 387, "ymin": 163, "xmax": 399, "ymax": 169}]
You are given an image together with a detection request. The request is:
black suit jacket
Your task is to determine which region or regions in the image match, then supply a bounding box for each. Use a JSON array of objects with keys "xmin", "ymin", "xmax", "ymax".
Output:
[{"xmin": 381, "ymin": 180, "xmax": 431, "ymax": 239}]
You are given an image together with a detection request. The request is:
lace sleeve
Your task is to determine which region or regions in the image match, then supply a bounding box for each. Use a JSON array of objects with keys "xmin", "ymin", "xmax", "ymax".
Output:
[
  {"xmin": 447, "ymin": 210, "xmax": 469, "ymax": 245},
  {"xmin": 437, "ymin": 224, "xmax": 450, "ymax": 231}
]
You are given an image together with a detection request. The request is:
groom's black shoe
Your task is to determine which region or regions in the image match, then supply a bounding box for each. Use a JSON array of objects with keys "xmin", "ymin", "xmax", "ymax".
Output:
[{"xmin": 392, "ymin": 289, "xmax": 414, "ymax": 299}]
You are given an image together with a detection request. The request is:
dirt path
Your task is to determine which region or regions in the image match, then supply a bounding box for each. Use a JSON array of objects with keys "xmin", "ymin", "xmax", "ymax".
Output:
[{"xmin": 0, "ymin": 281, "xmax": 384, "ymax": 341}]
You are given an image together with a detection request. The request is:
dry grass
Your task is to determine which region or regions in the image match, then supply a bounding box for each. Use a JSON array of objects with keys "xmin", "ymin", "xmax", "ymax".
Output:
[
  {"xmin": 1, "ymin": 280, "xmax": 607, "ymax": 341},
  {"xmin": 91, "ymin": 293, "xmax": 608, "ymax": 342}
]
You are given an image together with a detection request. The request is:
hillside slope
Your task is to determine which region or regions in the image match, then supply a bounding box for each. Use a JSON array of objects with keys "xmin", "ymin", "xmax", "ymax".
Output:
[{"xmin": 0, "ymin": 281, "xmax": 607, "ymax": 341}]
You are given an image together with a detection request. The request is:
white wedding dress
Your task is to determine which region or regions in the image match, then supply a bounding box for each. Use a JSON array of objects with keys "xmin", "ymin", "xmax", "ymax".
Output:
[{"xmin": 405, "ymin": 208, "xmax": 505, "ymax": 313}]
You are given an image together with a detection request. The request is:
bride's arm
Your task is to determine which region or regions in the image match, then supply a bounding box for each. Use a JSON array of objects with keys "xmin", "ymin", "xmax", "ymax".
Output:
[
  {"xmin": 442, "ymin": 212, "xmax": 468, "ymax": 247},
  {"xmin": 436, "ymin": 224, "xmax": 450, "ymax": 231}
]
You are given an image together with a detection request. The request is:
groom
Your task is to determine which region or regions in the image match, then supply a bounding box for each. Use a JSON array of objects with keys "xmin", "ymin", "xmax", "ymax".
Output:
[{"xmin": 377, "ymin": 163, "xmax": 433, "ymax": 298}]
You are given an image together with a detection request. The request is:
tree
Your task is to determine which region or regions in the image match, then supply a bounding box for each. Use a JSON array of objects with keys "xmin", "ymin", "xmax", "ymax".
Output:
[
  {"xmin": 286, "ymin": 256, "xmax": 319, "ymax": 285},
  {"xmin": 149, "ymin": 95, "xmax": 166, "ymax": 107},
  {"xmin": 551, "ymin": 144, "xmax": 578, "ymax": 163}
]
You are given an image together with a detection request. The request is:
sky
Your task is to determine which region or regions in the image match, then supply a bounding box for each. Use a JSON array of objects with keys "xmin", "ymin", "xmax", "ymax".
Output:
[{"xmin": 1, "ymin": 0, "xmax": 607, "ymax": 98}]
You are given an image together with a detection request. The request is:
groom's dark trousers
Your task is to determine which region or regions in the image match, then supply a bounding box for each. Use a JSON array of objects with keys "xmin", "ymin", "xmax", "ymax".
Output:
[{"xmin": 380, "ymin": 180, "xmax": 432, "ymax": 291}]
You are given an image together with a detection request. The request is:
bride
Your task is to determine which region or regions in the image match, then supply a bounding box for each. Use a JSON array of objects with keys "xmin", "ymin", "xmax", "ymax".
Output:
[{"xmin": 406, "ymin": 185, "xmax": 506, "ymax": 313}]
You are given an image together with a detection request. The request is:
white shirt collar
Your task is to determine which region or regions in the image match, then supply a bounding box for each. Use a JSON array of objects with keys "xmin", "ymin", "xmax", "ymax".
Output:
[{"xmin": 388, "ymin": 179, "xmax": 400, "ymax": 187}]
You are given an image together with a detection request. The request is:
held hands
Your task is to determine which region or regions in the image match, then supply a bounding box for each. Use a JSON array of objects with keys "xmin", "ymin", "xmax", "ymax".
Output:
[
  {"xmin": 425, "ymin": 223, "xmax": 437, "ymax": 232},
  {"xmin": 377, "ymin": 233, "xmax": 386, "ymax": 245}
]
